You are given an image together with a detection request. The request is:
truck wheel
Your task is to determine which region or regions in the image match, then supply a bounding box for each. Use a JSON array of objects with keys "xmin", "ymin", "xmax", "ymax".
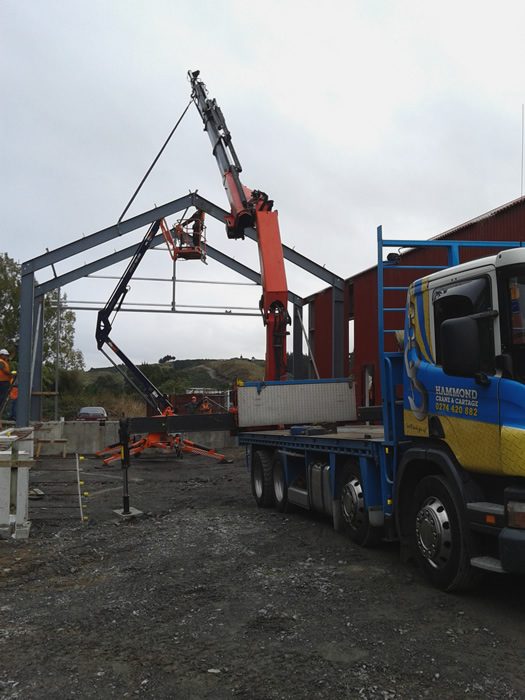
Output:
[
  {"xmin": 272, "ymin": 454, "xmax": 288, "ymax": 512},
  {"xmin": 410, "ymin": 475, "xmax": 479, "ymax": 591},
  {"xmin": 334, "ymin": 462, "xmax": 380, "ymax": 547},
  {"xmin": 251, "ymin": 450, "xmax": 274, "ymax": 508}
]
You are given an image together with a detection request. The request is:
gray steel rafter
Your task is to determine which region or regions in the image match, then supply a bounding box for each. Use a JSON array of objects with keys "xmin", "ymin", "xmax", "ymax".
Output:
[
  {"xmin": 194, "ymin": 193, "xmax": 346, "ymax": 375},
  {"xmin": 22, "ymin": 193, "xmax": 196, "ymax": 275}
]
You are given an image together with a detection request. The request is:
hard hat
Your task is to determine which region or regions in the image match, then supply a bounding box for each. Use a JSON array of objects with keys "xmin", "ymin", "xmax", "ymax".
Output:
[
  {"xmin": 0, "ymin": 349, "xmax": 9, "ymax": 355},
  {"xmin": 11, "ymin": 370, "xmax": 17, "ymax": 375}
]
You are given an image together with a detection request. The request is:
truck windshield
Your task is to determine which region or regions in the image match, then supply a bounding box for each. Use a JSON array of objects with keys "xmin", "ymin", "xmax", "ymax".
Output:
[
  {"xmin": 503, "ymin": 271, "xmax": 525, "ymax": 381},
  {"xmin": 509, "ymin": 276, "xmax": 525, "ymax": 346}
]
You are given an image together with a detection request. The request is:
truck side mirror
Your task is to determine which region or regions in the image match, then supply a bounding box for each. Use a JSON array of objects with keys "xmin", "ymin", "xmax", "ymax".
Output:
[{"xmin": 441, "ymin": 316, "xmax": 481, "ymax": 377}]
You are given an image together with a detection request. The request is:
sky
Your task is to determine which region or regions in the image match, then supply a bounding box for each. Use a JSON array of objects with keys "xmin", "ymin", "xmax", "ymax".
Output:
[{"xmin": 2, "ymin": 0, "xmax": 525, "ymax": 369}]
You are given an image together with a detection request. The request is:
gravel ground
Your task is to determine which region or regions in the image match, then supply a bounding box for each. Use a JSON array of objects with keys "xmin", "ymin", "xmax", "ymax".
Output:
[{"xmin": 1, "ymin": 447, "xmax": 525, "ymax": 699}]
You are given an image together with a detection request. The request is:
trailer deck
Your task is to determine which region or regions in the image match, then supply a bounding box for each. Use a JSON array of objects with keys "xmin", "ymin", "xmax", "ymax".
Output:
[{"xmin": 238, "ymin": 425, "xmax": 385, "ymax": 457}]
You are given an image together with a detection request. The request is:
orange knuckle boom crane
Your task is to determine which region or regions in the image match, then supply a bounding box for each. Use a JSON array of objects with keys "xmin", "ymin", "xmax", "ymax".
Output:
[{"xmin": 189, "ymin": 70, "xmax": 290, "ymax": 381}]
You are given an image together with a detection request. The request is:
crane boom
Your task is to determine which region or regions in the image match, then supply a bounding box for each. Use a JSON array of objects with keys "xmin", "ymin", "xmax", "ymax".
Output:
[
  {"xmin": 95, "ymin": 220, "xmax": 173, "ymax": 415},
  {"xmin": 188, "ymin": 70, "xmax": 290, "ymax": 380}
]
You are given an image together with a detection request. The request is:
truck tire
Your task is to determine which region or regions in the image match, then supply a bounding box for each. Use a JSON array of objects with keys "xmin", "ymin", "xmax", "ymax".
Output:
[
  {"xmin": 251, "ymin": 449, "xmax": 274, "ymax": 508},
  {"xmin": 334, "ymin": 461, "xmax": 380, "ymax": 547},
  {"xmin": 410, "ymin": 474, "xmax": 479, "ymax": 591},
  {"xmin": 272, "ymin": 454, "xmax": 288, "ymax": 512}
]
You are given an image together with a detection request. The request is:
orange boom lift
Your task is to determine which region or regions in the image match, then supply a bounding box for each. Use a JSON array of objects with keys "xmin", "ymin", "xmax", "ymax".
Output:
[{"xmin": 95, "ymin": 216, "xmax": 231, "ymax": 465}]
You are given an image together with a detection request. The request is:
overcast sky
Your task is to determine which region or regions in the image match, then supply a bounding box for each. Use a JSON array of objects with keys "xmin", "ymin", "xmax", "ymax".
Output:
[{"xmin": 2, "ymin": 1, "xmax": 525, "ymax": 369}]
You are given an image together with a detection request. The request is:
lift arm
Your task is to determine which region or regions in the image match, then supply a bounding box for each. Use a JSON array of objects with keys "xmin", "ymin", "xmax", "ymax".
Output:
[
  {"xmin": 95, "ymin": 220, "xmax": 172, "ymax": 415},
  {"xmin": 189, "ymin": 70, "xmax": 290, "ymax": 381}
]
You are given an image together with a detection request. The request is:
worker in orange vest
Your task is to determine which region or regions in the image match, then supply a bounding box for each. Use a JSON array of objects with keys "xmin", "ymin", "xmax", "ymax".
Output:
[
  {"xmin": 0, "ymin": 349, "xmax": 11, "ymax": 414},
  {"xmin": 199, "ymin": 398, "xmax": 212, "ymax": 414},
  {"xmin": 189, "ymin": 209, "xmax": 205, "ymax": 247},
  {"xmin": 8, "ymin": 370, "xmax": 18, "ymax": 421}
]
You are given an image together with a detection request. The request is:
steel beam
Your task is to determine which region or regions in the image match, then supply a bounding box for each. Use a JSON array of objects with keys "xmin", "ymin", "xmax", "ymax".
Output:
[
  {"xmin": 281, "ymin": 246, "xmax": 345, "ymax": 290},
  {"xmin": 35, "ymin": 233, "xmax": 167, "ymax": 296},
  {"xmin": 194, "ymin": 194, "xmax": 345, "ymax": 288},
  {"xmin": 193, "ymin": 193, "xmax": 231, "ymax": 225},
  {"xmin": 206, "ymin": 244, "xmax": 302, "ymax": 306},
  {"xmin": 205, "ymin": 244, "xmax": 261, "ymax": 284},
  {"xmin": 35, "ymin": 237, "xmax": 302, "ymax": 307},
  {"xmin": 129, "ymin": 412, "xmax": 236, "ymax": 434},
  {"xmin": 195, "ymin": 193, "xmax": 346, "ymax": 376},
  {"xmin": 22, "ymin": 194, "xmax": 196, "ymax": 274}
]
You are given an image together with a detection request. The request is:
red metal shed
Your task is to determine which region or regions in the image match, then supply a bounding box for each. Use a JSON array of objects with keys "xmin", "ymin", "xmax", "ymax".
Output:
[{"xmin": 306, "ymin": 196, "xmax": 525, "ymax": 412}]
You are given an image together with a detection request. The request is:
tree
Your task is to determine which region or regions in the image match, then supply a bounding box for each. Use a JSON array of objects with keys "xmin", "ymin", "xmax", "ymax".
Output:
[
  {"xmin": 85, "ymin": 372, "xmax": 123, "ymax": 396},
  {"xmin": 159, "ymin": 354, "xmax": 176, "ymax": 364},
  {"xmin": 0, "ymin": 253, "xmax": 84, "ymax": 370},
  {"xmin": 0, "ymin": 253, "xmax": 21, "ymax": 350},
  {"xmin": 43, "ymin": 289, "xmax": 85, "ymax": 370}
]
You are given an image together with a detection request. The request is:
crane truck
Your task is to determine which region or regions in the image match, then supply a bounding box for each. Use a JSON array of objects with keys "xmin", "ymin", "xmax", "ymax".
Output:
[
  {"xmin": 236, "ymin": 228, "xmax": 525, "ymax": 590},
  {"xmin": 110, "ymin": 72, "xmax": 525, "ymax": 589}
]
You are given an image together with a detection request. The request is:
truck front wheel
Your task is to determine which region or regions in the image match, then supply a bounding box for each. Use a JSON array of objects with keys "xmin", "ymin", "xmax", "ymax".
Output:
[
  {"xmin": 251, "ymin": 450, "xmax": 274, "ymax": 508},
  {"xmin": 410, "ymin": 474, "xmax": 479, "ymax": 591},
  {"xmin": 334, "ymin": 462, "xmax": 380, "ymax": 547}
]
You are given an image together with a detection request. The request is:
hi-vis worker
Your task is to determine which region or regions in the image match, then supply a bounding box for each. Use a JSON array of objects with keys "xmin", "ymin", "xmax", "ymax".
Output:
[
  {"xmin": 0, "ymin": 349, "xmax": 11, "ymax": 411},
  {"xmin": 199, "ymin": 397, "xmax": 212, "ymax": 414},
  {"xmin": 9, "ymin": 370, "xmax": 18, "ymax": 421}
]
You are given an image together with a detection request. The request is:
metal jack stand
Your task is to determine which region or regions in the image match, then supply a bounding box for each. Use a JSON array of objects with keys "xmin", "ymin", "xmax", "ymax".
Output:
[{"xmin": 113, "ymin": 419, "xmax": 143, "ymax": 520}]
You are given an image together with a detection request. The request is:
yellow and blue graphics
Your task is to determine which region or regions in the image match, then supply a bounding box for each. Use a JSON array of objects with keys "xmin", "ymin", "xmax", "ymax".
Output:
[{"xmin": 403, "ymin": 279, "xmax": 525, "ymax": 477}]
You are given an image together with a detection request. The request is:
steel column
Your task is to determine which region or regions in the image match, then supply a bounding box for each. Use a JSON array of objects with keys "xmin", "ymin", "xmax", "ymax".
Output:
[
  {"xmin": 332, "ymin": 286, "xmax": 345, "ymax": 377},
  {"xmin": 17, "ymin": 272, "xmax": 35, "ymax": 427},
  {"xmin": 31, "ymin": 296, "xmax": 44, "ymax": 421},
  {"xmin": 308, "ymin": 300, "xmax": 316, "ymax": 379},
  {"xmin": 292, "ymin": 303, "xmax": 304, "ymax": 379}
]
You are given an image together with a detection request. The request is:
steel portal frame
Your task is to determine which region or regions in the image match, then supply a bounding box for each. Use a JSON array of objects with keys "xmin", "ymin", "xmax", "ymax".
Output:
[{"xmin": 17, "ymin": 192, "xmax": 346, "ymax": 425}]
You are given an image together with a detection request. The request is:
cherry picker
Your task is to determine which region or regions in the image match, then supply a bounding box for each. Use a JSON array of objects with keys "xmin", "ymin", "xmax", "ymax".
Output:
[{"xmin": 95, "ymin": 214, "xmax": 231, "ymax": 464}]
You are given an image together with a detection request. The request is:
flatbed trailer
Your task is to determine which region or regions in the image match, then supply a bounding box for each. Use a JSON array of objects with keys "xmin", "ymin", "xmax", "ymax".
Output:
[{"xmin": 238, "ymin": 229, "xmax": 525, "ymax": 591}]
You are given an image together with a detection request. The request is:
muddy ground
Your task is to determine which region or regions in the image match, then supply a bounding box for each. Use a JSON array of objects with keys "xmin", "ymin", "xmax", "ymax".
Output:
[{"xmin": 1, "ymin": 447, "xmax": 525, "ymax": 699}]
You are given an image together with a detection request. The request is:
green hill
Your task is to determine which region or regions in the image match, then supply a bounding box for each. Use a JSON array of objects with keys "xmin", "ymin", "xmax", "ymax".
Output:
[
  {"xmin": 48, "ymin": 358, "xmax": 267, "ymax": 420},
  {"xmin": 86, "ymin": 357, "xmax": 265, "ymax": 389}
]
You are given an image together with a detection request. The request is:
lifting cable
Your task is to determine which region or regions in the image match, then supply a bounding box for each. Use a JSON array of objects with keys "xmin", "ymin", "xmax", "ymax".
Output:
[
  {"xmin": 117, "ymin": 98, "xmax": 193, "ymax": 226},
  {"xmin": 111, "ymin": 100, "xmax": 193, "ymax": 328}
]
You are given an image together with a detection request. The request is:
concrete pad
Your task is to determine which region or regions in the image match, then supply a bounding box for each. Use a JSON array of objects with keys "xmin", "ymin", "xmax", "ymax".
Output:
[{"xmin": 113, "ymin": 506, "xmax": 143, "ymax": 519}]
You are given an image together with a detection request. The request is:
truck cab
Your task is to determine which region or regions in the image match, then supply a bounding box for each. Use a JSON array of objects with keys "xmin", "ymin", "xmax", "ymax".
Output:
[{"xmin": 396, "ymin": 246, "xmax": 525, "ymax": 587}]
